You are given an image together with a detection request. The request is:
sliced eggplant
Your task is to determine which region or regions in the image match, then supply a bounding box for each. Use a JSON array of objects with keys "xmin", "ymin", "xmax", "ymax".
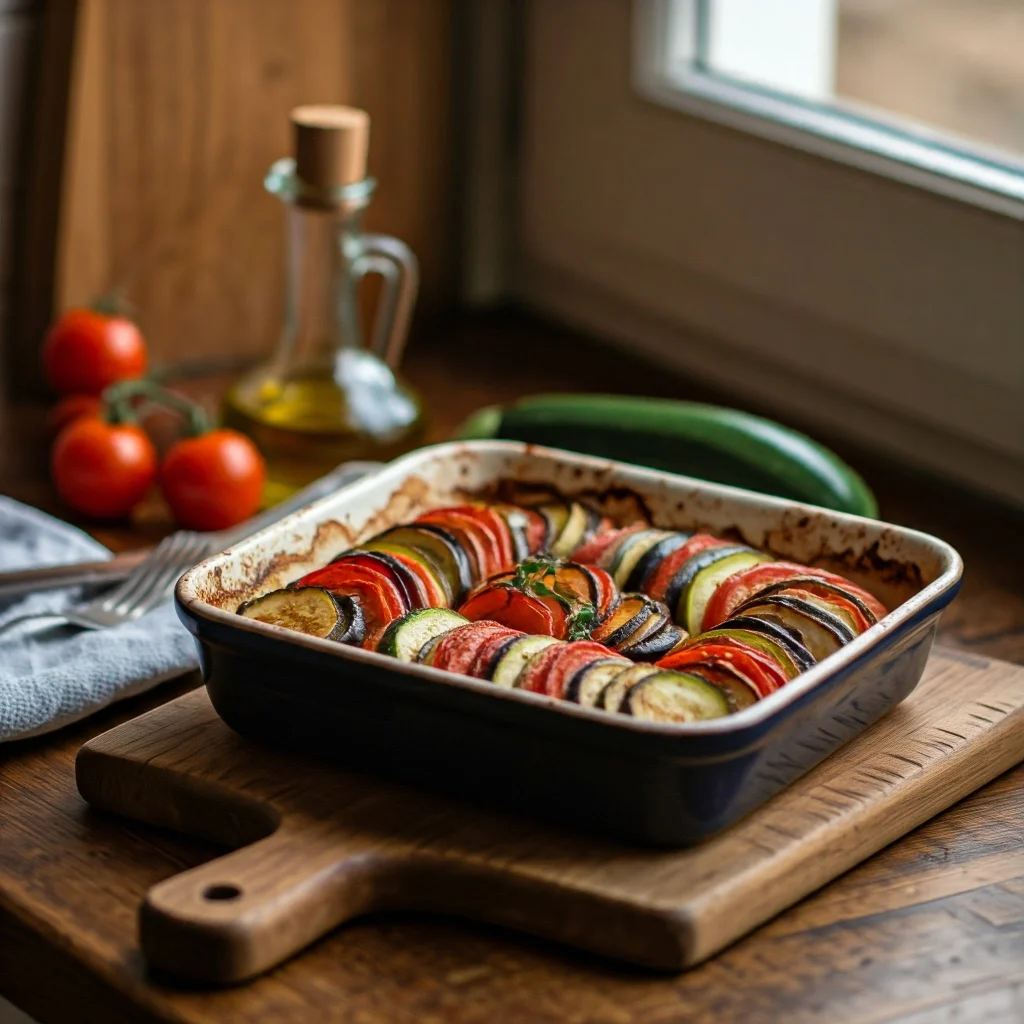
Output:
[
  {"xmin": 238, "ymin": 587, "xmax": 362, "ymax": 644},
  {"xmin": 741, "ymin": 576, "xmax": 879, "ymax": 631},
  {"xmin": 716, "ymin": 615, "xmax": 817, "ymax": 672},
  {"xmin": 697, "ymin": 626, "xmax": 803, "ymax": 679},
  {"xmin": 332, "ymin": 549, "xmax": 423, "ymax": 611},
  {"xmin": 357, "ymin": 539, "xmax": 454, "ymax": 606},
  {"xmin": 498, "ymin": 506, "xmax": 533, "ymax": 562},
  {"xmin": 564, "ymin": 658, "xmax": 633, "ymax": 706},
  {"xmin": 663, "ymin": 545, "xmax": 752, "ymax": 623},
  {"xmin": 683, "ymin": 549, "xmax": 770, "ymax": 635},
  {"xmin": 675, "ymin": 662, "xmax": 760, "ymax": 712},
  {"xmin": 598, "ymin": 663, "xmax": 661, "ymax": 713},
  {"xmin": 376, "ymin": 608, "xmax": 469, "ymax": 661},
  {"xmin": 591, "ymin": 593, "xmax": 657, "ymax": 648},
  {"xmin": 623, "ymin": 531, "xmax": 691, "ymax": 592},
  {"xmin": 623, "ymin": 671, "xmax": 731, "ymax": 723},
  {"xmin": 367, "ymin": 524, "xmax": 473, "ymax": 601},
  {"xmin": 734, "ymin": 595, "xmax": 854, "ymax": 661},
  {"xmin": 618, "ymin": 620, "xmax": 684, "ymax": 662},
  {"xmin": 491, "ymin": 634, "xmax": 560, "ymax": 687}
]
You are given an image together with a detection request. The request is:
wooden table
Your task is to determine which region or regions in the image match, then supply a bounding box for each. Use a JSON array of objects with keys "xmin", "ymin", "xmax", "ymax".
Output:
[{"xmin": 2, "ymin": 313, "xmax": 1023, "ymax": 1023}]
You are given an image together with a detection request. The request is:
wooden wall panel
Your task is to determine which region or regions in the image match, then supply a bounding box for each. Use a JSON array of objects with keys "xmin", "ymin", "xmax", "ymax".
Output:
[{"xmin": 54, "ymin": 0, "xmax": 453, "ymax": 372}]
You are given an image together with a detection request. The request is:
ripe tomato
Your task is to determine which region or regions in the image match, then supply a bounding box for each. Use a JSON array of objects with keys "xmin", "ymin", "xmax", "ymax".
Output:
[
  {"xmin": 48, "ymin": 394, "xmax": 103, "ymax": 435},
  {"xmin": 42, "ymin": 308, "xmax": 148, "ymax": 396},
  {"xmin": 159, "ymin": 429, "xmax": 265, "ymax": 531},
  {"xmin": 51, "ymin": 418, "xmax": 157, "ymax": 519}
]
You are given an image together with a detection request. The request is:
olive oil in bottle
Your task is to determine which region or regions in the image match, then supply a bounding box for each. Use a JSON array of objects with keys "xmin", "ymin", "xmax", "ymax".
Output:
[{"xmin": 223, "ymin": 106, "xmax": 426, "ymax": 506}]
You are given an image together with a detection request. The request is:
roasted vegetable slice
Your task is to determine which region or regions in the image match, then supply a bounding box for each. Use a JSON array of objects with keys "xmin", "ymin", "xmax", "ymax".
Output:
[
  {"xmin": 572, "ymin": 523, "xmax": 645, "ymax": 566},
  {"xmin": 238, "ymin": 587, "xmax": 363, "ymax": 644},
  {"xmin": 565, "ymin": 658, "xmax": 635, "ymax": 706},
  {"xmin": 623, "ymin": 671, "xmax": 731, "ymax": 723},
  {"xmin": 431, "ymin": 620, "xmax": 524, "ymax": 676},
  {"xmin": 647, "ymin": 535, "xmax": 732, "ymax": 608},
  {"xmin": 658, "ymin": 638, "xmax": 787, "ymax": 696},
  {"xmin": 622, "ymin": 532, "xmax": 692, "ymax": 592},
  {"xmin": 715, "ymin": 616, "xmax": 817, "ymax": 673},
  {"xmin": 673, "ymin": 662, "xmax": 760, "ymax": 712},
  {"xmin": 733, "ymin": 594, "xmax": 854, "ymax": 661},
  {"xmin": 376, "ymin": 608, "xmax": 469, "ymax": 661},
  {"xmin": 367, "ymin": 524, "xmax": 473, "ymax": 602},
  {"xmin": 296, "ymin": 561, "xmax": 406, "ymax": 643},
  {"xmin": 598, "ymin": 663, "xmax": 662, "ymax": 713},
  {"xmin": 542, "ymin": 641, "xmax": 624, "ymax": 699},
  {"xmin": 491, "ymin": 634, "xmax": 560, "ymax": 687}
]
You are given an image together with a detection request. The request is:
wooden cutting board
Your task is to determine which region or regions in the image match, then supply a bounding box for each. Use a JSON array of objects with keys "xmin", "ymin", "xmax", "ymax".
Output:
[{"xmin": 76, "ymin": 645, "xmax": 1024, "ymax": 986}]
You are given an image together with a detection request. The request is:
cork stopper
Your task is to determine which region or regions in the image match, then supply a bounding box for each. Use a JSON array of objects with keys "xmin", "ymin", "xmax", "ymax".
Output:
[{"xmin": 291, "ymin": 105, "xmax": 370, "ymax": 207}]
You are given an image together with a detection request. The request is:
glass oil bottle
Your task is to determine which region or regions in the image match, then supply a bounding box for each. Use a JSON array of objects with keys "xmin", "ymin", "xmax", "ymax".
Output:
[{"xmin": 223, "ymin": 106, "xmax": 426, "ymax": 505}]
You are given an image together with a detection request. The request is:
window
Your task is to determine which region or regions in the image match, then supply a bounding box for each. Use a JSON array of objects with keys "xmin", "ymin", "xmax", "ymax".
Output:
[
  {"xmin": 637, "ymin": 0, "xmax": 1024, "ymax": 214},
  {"xmin": 513, "ymin": 1, "xmax": 1024, "ymax": 505}
]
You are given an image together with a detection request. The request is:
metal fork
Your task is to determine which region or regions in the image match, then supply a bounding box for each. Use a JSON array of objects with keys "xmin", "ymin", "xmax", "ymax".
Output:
[{"xmin": 0, "ymin": 460, "xmax": 381, "ymax": 637}]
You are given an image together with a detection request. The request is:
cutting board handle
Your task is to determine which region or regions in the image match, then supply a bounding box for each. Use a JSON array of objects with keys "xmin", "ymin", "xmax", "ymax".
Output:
[{"xmin": 140, "ymin": 824, "xmax": 393, "ymax": 981}]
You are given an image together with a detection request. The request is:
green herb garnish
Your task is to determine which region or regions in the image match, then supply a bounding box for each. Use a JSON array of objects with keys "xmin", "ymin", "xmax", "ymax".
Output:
[{"xmin": 509, "ymin": 557, "xmax": 598, "ymax": 641}]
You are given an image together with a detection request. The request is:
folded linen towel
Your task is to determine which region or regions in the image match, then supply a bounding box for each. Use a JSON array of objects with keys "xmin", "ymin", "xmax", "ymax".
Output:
[{"xmin": 0, "ymin": 496, "xmax": 198, "ymax": 742}]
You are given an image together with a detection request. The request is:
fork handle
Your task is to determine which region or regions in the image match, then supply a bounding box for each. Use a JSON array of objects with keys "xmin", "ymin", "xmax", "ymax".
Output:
[{"xmin": 0, "ymin": 550, "xmax": 149, "ymax": 600}]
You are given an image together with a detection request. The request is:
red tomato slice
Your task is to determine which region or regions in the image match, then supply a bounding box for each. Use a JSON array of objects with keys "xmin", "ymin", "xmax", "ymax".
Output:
[
  {"xmin": 432, "ymin": 621, "xmax": 518, "ymax": 676},
  {"xmin": 517, "ymin": 642, "xmax": 570, "ymax": 694},
  {"xmin": 326, "ymin": 552, "xmax": 421, "ymax": 611},
  {"xmin": 443, "ymin": 505, "xmax": 516, "ymax": 573},
  {"xmin": 543, "ymin": 641, "xmax": 624, "ymax": 699},
  {"xmin": 458, "ymin": 585, "xmax": 563, "ymax": 637},
  {"xmin": 657, "ymin": 640, "xmax": 786, "ymax": 697},
  {"xmin": 297, "ymin": 563, "xmax": 405, "ymax": 638},
  {"xmin": 416, "ymin": 510, "xmax": 493, "ymax": 581},
  {"xmin": 643, "ymin": 535, "xmax": 730, "ymax": 604},
  {"xmin": 702, "ymin": 561, "xmax": 888, "ymax": 631},
  {"xmin": 467, "ymin": 627, "xmax": 525, "ymax": 678},
  {"xmin": 572, "ymin": 524, "xmax": 644, "ymax": 566},
  {"xmin": 383, "ymin": 550, "xmax": 448, "ymax": 608}
]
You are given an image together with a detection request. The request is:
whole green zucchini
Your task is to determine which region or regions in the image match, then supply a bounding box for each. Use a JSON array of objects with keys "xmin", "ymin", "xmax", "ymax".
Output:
[{"xmin": 455, "ymin": 394, "xmax": 877, "ymax": 518}]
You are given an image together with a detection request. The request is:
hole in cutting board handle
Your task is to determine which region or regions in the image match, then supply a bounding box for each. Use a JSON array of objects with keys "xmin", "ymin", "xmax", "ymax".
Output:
[{"xmin": 203, "ymin": 884, "xmax": 242, "ymax": 901}]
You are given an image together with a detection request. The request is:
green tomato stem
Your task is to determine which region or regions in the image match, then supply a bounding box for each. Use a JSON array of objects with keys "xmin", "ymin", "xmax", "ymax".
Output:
[{"xmin": 102, "ymin": 379, "xmax": 211, "ymax": 435}]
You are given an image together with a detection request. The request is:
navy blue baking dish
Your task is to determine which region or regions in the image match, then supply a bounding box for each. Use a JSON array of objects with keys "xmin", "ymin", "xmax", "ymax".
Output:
[{"xmin": 175, "ymin": 441, "xmax": 962, "ymax": 846}]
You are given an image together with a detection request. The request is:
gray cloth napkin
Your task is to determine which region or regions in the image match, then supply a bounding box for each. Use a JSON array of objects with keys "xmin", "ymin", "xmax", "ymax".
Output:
[{"xmin": 0, "ymin": 496, "xmax": 198, "ymax": 743}]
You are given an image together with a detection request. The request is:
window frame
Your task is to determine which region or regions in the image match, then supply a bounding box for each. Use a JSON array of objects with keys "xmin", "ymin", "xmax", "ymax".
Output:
[{"xmin": 634, "ymin": 0, "xmax": 1024, "ymax": 220}]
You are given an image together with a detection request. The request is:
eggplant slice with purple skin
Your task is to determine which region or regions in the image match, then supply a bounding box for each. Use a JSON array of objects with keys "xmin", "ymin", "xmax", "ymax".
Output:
[
  {"xmin": 733, "ymin": 593, "xmax": 855, "ymax": 662},
  {"xmin": 239, "ymin": 587, "xmax": 365, "ymax": 645}
]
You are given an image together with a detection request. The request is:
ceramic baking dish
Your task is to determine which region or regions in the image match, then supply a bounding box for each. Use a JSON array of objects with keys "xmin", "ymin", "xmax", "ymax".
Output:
[{"xmin": 175, "ymin": 441, "xmax": 962, "ymax": 845}]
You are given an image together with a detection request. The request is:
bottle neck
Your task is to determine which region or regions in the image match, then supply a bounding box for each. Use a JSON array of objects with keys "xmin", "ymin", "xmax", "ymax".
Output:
[{"xmin": 279, "ymin": 202, "xmax": 366, "ymax": 374}]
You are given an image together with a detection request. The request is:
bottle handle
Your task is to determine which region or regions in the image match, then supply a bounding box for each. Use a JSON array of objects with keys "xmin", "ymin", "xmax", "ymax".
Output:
[{"xmin": 355, "ymin": 233, "xmax": 420, "ymax": 370}]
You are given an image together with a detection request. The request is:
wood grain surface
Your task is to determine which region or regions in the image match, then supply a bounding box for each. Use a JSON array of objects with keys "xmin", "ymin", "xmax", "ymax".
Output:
[
  {"xmin": 72, "ymin": 647, "xmax": 1024, "ymax": 986},
  {"xmin": 12, "ymin": 0, "xmax": 454, "ymax": 390},
  {"xmin": 2, "ymin": 313, "xmax": 1024, "ymax": 1022}
]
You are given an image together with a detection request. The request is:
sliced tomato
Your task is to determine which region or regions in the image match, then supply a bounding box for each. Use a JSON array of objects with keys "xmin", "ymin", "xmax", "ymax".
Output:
[
  {"xmin": 543, "ymin": 641, "xmax": 624, "ymax": 699},
  {"xmin": 297, "ymin": 562, "xmax": 405, "ymax": 640},
  {"xmin": 435, "ymin": 504, "xmax": 515, "ymax": 575},
  {"xmin": 746, "ymin": 580, "xmax": 878, "ymax": 634},
  {"xmin": 578, "ymin": 564, "xmax": 618, "ymax": 620},
  {"xmin": 572, "ymin": 523, "xmax": 644, "ymax": 566},
  {"xmin": 327, "ymin": 552, "xmax": 422, "ymax": 611},
  {"xmin": 416, "ymin": 509, "xmax": 494, "ymax": 581},
  {"xmin": 467, "ymin": 627, "xmax": 524, "ymax": 678},
  {"xmin": 703, "ymin": 561, "xmax": 887, "ymax": 631},
  {"xmin": 458, "ymin": 584, "xmax": 564, "ymax": 637},
  {"xmin": 432, "ymin": 620, "xmax": 519, "ymax": 676},
  {"xmin": 657, "ymin": 640, "xmax": 786, "ymax": 697},
  {"xmin": 643, "ymin": 534, "xmax": 731, "ymax": 604},
  {"xmin": 383, "ymin": 550, "xmax": 450, "ymax": 609},
  {"xmin": 517, "ymin": 641, "xmax": 571, "ymax": 693}
]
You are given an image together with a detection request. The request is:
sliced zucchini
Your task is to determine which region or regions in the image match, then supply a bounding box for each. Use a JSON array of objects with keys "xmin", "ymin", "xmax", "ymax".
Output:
[
  {"xmin": 238, "ymin": 587, "xmax": 361, "ymax": 643},
  {"xmin": 716, "ymin": 615, "xmax": 817, "ymax": 672},
  {"xmin": 623, "ymin": 671, "xmax": 731, "ymax": 722},
  {"xmin": 491, "ymin": 634, "xmax": 560, "ymax": 687},
  {"xmin": 683, "ymin": 549, "xmax": 771, "ymax": 635},
  {"xmin": 365, "ymin": 525, "xmax": 473, "ymax": 602},
  {"xmin": 546, "ymin": 501, "xmax": 598, "ymax": 558},
  {"xmin": 610, "ymin": 530, "xmax": 677, "ymax": 589},
  {"xmin": 376, "ymin": 608, "xmax": 469, "ymax": 661},
  {"xmin": 698, "ymin": 626, "xmax": 804, "ymax": 679},
  {"xmin": 622, "ymin": 531, "xmax": 691, "ymax": 592},
  {"xmin": 598, "ymin": 663, "xmax": 661, "ymax": 713},
  {"xmin": 677, "ymin": 662, "xmax": 760, "ymax": 712},
  {"xmin": 666, "ymin": 545, "xmax": 754, "ymax": 626},
  {"xmin": 564, "ymin": 658, "xmax": 633, "ymax": 706}
]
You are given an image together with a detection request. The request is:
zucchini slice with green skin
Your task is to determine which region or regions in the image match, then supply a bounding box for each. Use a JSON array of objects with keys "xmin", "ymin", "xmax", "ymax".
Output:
[
  {"xmin": 598, "ymin": 664, "xmax": 661, "ymax": 713},
  {"xmin": 716, "ymin": 615, "xmax": 817, "ymax": 672},
  {"xmin": 365, "ymin": 525, "xmax": 473, "ymax": 602},
  {"xmin": 665, "ymin": 544, "xmax": 752, "ymax": 626},
  {"xmin": 455, "ymin": 394, "xmax": 878, "ymax": 517},
  {"xmin": 376, "ymin": 609, "xmax": 469, "ymax": 662},
  {"xmin": 609, "ymin": 530, "xmax": 677, "ymax": 590},
  {"xmin": 491, "ymin": 634, "xmax": 560, "ymax": 687},
  {"xmin": 623, "ymin": 532, "xmax": 691, "ymax": 592},
  {"xmin": 238, "ymin": 587, "xmax": 362, "ymax": 643},
  {"xmin": 683, "ymin": 549, "xmax": 771, "ymax": 636},
  {"xmin": 623, "ymin": 671, "xmax": 731, "ymax": 723}
]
